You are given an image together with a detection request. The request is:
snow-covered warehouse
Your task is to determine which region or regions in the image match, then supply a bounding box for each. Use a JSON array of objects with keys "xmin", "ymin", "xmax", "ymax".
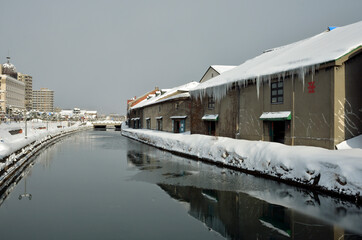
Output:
[
  {"xmin": 129, "ymin": 82, "xmax": 199, "ymax": 133},
  {"xmin": 127, "ymin": 87, "xmax": 160, "ymax": 129},
  {"xmin": 190, "ymin": 21, "xmax": 362, "ymax": 149}
]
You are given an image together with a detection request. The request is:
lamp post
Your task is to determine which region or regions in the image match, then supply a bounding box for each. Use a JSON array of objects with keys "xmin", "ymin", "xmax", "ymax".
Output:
[{"xmin": 25, "ymin": 118, "xmax": 27, "ymax": 139}]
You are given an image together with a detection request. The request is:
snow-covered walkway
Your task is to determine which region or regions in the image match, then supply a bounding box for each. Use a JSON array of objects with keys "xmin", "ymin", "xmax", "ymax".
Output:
[
  {"xmin": 0, "ymin": 121, "xmax": 91, "ymax": 168},
  {"xmin": 0, "ymin": 121, "xmax": 91, "ymax": 159},
  {"xmin": 122, "ymin": 127, "xmax": 362, "ymax": 198}
]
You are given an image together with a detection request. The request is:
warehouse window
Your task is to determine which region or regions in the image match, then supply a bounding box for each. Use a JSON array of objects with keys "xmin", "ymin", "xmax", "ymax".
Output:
[
  {"xmin": 271, "ymin": 81, "xmax": 283, "ymax": 104},
  {"xmin": 208, "ymin": 96, "xmax": 215, "ymax": 109}
]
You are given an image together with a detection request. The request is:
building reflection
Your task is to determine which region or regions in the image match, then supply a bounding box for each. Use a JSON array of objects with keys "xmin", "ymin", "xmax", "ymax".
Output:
[
  {"xmin": 18, "ymin": 177, "xmax": 32, "ymax": 200},
  {"xmin": 126, "ymin": 148, "xmax": 360, "ymax": 239},
  {"xmin": 158, "ymin": 184, "xmax": 359, "ymax": 239},
  {"xmin": 0, "ymin": 161, "xmax": 34, "ymax": 206},
  {"xmin": 127, "ymin": 148, "xmax": 160, "ymax": 168}
]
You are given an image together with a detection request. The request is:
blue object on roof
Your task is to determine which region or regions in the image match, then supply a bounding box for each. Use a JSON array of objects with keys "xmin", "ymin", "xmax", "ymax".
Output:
[{"xmin": 328, "ymin": 26, "xmax": 337, "ymax": 31}]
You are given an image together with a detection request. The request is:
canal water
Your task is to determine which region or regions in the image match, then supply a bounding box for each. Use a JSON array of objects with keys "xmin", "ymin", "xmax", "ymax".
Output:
[{"xmin": 0, "ymin": 130, "xmax": 361, "ymax": 239}]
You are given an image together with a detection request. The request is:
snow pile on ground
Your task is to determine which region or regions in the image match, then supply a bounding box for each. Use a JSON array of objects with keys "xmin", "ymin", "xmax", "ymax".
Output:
[
  {"xmin": 122, "ymin": 127, "xmax": 362, "ymax": 197},
  {"xmin": 0, "ymin": 121, "xmax": 89, "ymax": 161},
  {"xmin": 336, "ymin": 134, "xmax": 362, "ymax": 150}
]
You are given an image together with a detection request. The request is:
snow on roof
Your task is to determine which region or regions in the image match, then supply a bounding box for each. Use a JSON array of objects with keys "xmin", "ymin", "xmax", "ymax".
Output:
[
  {"xmin": 191, "ymin": 21, "xmax": 362, "ymax": 100},
  {"xmin": 156, "ymin": 92, "xmax": 190, "ymax": 104},
  {"xmin": 260, "ymin": 111, "xmax": 291, "ymax": 120},
  {"xmin": 60, "ymin": 110, "xmax": 73, "ymax": 115},
  {"xmin": 202, "ymin": 114, "xmax": 219, "ymax": 121},
  {"xmin": 131, "ymin": 82, "xmax": 199, "ymax": 109},
  {"xmin": 85, "ymin": 111, "xmax": 97, "ymax": 114},
  {"xmin": 211, "ymin": 65, "xmax": 236, "ymax": 74},
  {"xmin": 170, "ymin": 115, "xmax": 187, "ymax": 119}
]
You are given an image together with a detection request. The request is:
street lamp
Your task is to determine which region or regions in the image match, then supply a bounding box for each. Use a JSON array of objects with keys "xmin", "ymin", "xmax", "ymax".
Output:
[{"xmin": 25, "ymin": 117, "xmax": 28, "ymax": 139}]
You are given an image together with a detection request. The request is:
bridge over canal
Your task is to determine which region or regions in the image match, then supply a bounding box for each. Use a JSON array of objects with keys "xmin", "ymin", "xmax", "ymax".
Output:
[{"xmin": 92, "ymin": 120, "xmax": 122, "ymax": 130}]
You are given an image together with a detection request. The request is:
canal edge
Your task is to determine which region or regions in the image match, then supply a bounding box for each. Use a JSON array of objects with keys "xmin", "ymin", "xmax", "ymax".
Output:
[
  {"xmin": 121, "ymin": 130, "xmax": 362, "ymax": 205},
  {"xmin": 0, "ymin": 126, "xmax": 91, "ymax": 191}
]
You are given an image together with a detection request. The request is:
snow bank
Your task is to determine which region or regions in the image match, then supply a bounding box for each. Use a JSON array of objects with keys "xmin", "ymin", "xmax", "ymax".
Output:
[
  {"xmin": 0, "ymin": 121, "xmax": 91, "ymax": 186},
  {"xmin": 122, "ymin": 127, "xmax": 362, "ymax": 198},
  {"xmin": 0, "ymin": 121, "xmax": 88, "ymax": 161},
  {"xmin": 336, "ymin": 134, "xmax": 362, "ymax": 150}
]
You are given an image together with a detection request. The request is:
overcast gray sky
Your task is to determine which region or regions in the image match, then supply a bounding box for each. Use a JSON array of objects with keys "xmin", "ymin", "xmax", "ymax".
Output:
[{"xmin": 1, "ymin": 0, "xmax": 361, "ymax": 115}]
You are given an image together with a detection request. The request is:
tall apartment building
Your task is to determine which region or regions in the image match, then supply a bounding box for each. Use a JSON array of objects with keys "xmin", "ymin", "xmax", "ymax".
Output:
[
  {"xmin": 0, "ymin": 57, "xmax": 26, "ymax": 114},
  {"xmin": 18, "ymin": 73, "xmax": 33, "ymax": 111},
  {"xmin": 33, "ymin": 88, "xmax": 54, "ymax": 112}
]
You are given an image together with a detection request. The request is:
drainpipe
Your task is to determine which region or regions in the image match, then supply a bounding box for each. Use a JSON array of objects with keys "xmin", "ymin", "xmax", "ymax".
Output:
[
  {"xmin": 292, "ymin": 76, "xmax": 295, "ymax": 145},
  {"xmin": 236, "ymin": 85, "xmax": 240, "ymax": 138},
  {"xmin": 261, "ymin": 81, "xmax": 264, "ymax": 141}
]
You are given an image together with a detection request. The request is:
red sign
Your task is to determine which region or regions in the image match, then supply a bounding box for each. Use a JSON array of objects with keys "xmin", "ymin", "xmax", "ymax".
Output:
[{"xmin": 308, "ymin": 81, "xmax": 315, "ymax": 93}]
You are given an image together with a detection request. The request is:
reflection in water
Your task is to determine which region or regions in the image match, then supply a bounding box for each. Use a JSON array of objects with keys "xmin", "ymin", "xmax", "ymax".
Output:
[
  {"xmin": 93, "ymin": 127, "xmax": 121, "ymax": 132},
  {"xmin": 0, "ymin": 130, "xmax": 361, "ymax": 240},
  {"xmin": 127, "ymin": 148, "xmax": 362, "ymax": 239},
  {"xmin": 0, "ymin": 133, "xmax": 81, "ymax": 206},
  {"xmin": 18, "ymin": 178, "xmax": 32, "ymax": 200},
  {"xmin": 93, "ymin": 128, "xmax": 107, "ymax": 131},
  {"xmin": 0, "ymin": 131, "xmax": 225, "ymax": 240},
  {"xmin": 0, "ymin": 160, "xmax": 34, "ymax": 206},
  {"xmin": 159, "ymin": 184, "xmax": 359, "ymax": 239},
  {"xmin": 158, "ymin": 184, "xmax": 292, "ymax": 239}
]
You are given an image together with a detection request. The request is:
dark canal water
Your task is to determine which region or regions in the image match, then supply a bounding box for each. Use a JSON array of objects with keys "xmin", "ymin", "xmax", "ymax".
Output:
[{"xmin": 0, "ymin": 130, "xmax": 361, "ymax": 239}]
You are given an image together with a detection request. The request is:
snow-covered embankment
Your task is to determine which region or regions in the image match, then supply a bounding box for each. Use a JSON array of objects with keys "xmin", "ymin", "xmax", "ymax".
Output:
[
  {"xmin": 0, "ymin": 121, "xmax": 92, "ymax": 186},
  {"xmin": 122, "ymin": 127, "xmax": 362, "ymax": 200}
]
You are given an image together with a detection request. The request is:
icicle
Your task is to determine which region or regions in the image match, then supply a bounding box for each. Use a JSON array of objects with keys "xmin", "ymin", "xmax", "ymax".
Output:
[
  {"xmin": 236, "ymin": 80, "xmax": 241, "ymax": 91},
  {"xmin": 298, "ymin": 67, "xmax": 306, "ymax": 91},
  {"xmin": 256, "ymin": 76, "xmax": 260, "ymax": 99}
]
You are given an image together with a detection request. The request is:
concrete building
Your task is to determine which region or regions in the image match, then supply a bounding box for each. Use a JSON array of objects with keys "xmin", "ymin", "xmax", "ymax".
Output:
[
  {"xmin": 191, "ymin": 22, "xmax": 362, "ymax": 149},
  {"xmin": 59, "ymin": 109, "xmax": 97, "ymax": 120},
  {"xmin": 33, "ymin": 88, "xmax": 54, "ymax": 112},
  {"xmin": 17, "ymin": 73, "xmax": 33, "ymax": 111},
  {"xmin": 0, "ymin": 57, "xmax": 26, "ymax": 116},
  {"xmin": 84, "ymin": 110, "xmax": 98, "ymax": 120}
]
